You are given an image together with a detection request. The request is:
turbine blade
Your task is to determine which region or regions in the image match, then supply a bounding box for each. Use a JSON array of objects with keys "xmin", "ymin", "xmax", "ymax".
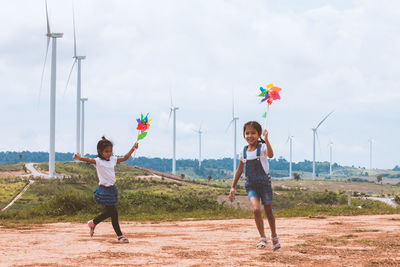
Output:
[
  {"xmin": 169, "ymin": 89, "xmax": 173, "ymax": 108},
  {"xmin": 226, "ymin": 119, "xmax": 234, "ymax": 132},
  {"xmin": 316, "ymin": 110, "xmax": 334, "ymax": 129},
  {"xmin": 168, "ymin": 108, "xmax": 173, "ymax": 122},
  {"xmin": 63, "ymin": 59, "xmax": 77, "ymax": 97},
  {"xmin": 45, "ymin": 0, "xmax": 50, "ymax": 34},
  {"xmin": 39, "ymin": 37, "xmax": 50, "ymax": 103},
  {"xmin": 72, "ymin": 5, "xmax": 77, "ymax": 57},
  {"xmin": 232, "ymin": 93, "xmax": 235, "ymax": 118}
]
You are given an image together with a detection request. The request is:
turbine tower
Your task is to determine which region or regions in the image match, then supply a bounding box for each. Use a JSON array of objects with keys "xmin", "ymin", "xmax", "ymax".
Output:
[
  {"xmin": 286, "ymin": 135, "xmax": 294, "ymax": 178},
  {"xmin": 65, "ymin": 7, "xmax": 86, "ymax": 154},
  {"xmin": 368, "ymin": 139, "xmax": 373, "ymax": 169},
  {"xmin": 227, "ymin": 97, "xmax": 239, "ymax": 175},
  {"xmin": 312, "ymin": 111, "xmax": 333, "ymax": 180},
  {"xmin": 80, "ymin": 98, "xmax": 88, "ymax": 156},
  {"xmin": 193, "ymin": 125, "xmax": 203, "ymax": 168},
  {"xmin": 169, "ymin": 96, "xmax": 179, "ymax": 175},
  {"xmin": 329, "ymin": 142, "xmax": 333, "ymax": 175},
  {"xmin": 39, "ymin": 0, "xmax": 63, "ymax": 178}
]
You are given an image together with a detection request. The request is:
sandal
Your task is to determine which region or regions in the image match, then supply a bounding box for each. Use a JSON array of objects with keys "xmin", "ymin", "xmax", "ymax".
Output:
[
  {"xmin": 87, "ymin": 220, "xmax": 96, "ymax": 237},
  {"xmin": 256, "ymin": 237, "xmax": 268, "ymax": 249},
  {"xmin": 271, "ymin": 235, "xmax": 281, "ymax": 251},
  {"xmin": 118, "ymin": 235, "xmax": 129, "ymax": 243}
]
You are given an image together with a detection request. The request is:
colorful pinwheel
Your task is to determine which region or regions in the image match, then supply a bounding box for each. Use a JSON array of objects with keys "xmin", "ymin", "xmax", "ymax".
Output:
[
  {"xmin": 258, "ymin": 84, "xmax": 282, "ymax": 127},
  {"xmin": 136, "ymin": 113, "xmax": 151, "ymax": 141},
  {"xmin": 259, "ymin": 84, "xmax": 282, "ymax": 105}
]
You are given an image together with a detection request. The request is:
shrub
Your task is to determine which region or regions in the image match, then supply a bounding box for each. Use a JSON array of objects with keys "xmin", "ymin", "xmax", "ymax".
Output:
[{"xmin": 293, "ymin": 173, "xmax": 301, "ymax": 181}]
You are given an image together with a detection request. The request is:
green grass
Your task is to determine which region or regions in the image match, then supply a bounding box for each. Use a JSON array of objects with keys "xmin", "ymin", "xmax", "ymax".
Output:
[
  {"xmin": 0, "ymin": 177, "xmax": 29, "ymax": 210},
  {"xmin": 1, "ymin": 162, "xmax": 399, "ymax": 225},
  {"xmin": 0, "ymin": 163, "xmax": 26, "ymax": 172},
  {"xmin": 271, "ymin": 179, "xmax": 400, "ymax": 196}
]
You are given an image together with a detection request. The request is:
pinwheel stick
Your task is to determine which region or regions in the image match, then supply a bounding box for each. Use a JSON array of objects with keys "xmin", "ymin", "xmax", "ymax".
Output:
[
  {"xmin": 132, "ymin": 130, "xmax": 141, "ymax": 160},
  {"xmin": 264, "ymin": 104, "xmax": 270, "ymax": 130}
]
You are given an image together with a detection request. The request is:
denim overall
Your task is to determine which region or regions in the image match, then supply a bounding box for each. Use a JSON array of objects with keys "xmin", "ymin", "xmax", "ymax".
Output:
[{"xmin": 243, "ymin": 144, "xmax": 273, "ymax": 205}]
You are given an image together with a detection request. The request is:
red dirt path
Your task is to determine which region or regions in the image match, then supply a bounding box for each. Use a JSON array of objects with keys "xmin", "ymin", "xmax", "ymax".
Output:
[{"xmin": 1, "ymin": 214, "xmax": 400, "ymax": 266}]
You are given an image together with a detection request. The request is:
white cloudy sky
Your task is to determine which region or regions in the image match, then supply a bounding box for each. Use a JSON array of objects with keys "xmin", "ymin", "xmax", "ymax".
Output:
[{"xmin": 0, "ymin": 0, "xmax": 399, "ymax": 169}]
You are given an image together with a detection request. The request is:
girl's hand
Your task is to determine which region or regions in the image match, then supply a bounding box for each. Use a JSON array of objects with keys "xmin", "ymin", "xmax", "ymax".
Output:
[
  {"xmin": 133, "ymin": 142, "xmax": 139, "ymax": 150},
  {"xmin": 263, "ymin": 129, "xmax": 269, "ymax": 140},
  {"xmin": 73, "ymin": 153, "xmax": 80, "ymax": 160},
  {"xmin": 228, "ymin": 187, "xmax": 235, "ymax": 201}
]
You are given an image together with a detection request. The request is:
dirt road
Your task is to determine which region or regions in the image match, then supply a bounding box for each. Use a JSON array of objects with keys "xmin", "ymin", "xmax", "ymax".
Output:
[{"xmin": 1, "ymin": 214, "xmax": 400, "ymax": 266}]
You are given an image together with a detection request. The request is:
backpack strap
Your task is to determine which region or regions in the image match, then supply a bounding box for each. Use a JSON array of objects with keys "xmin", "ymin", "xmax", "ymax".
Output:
[{"xmin": 256, "ymin": 144, "xmax": 262, "ymax": 160}]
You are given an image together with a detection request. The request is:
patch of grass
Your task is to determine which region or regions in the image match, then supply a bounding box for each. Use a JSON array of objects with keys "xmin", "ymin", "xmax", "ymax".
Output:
[
  {"xmin": 353, "ymin": 229, "xmax": 380, "ymax": 233},
  {"xmin": 325, "ymin": 237, "xmax": 349, "ymax": 244},
  {"xmin": 340, "ymin": 234, "xmax": 357, "ymax": 239},
  {"xmin": 0, "ymin": 177, "xmax": 29, "ymax": 209},
  {"xmin": 0, "ymin": 163, "xmax": 25, "ymax": 172},
  {"xmin": 0, "ymin": 190, "xmax": 251, "ymax": 224},
  {"xmin": 296, "ymin": 242, "xmax": 312, "ymax": 247}
]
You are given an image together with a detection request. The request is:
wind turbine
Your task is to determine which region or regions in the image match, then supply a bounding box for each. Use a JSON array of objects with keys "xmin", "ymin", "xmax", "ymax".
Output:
[
  {"xmin": 368, "ymin": 139, "xmax": 373, "ymax": 169},
  {"xmin": 227, "ymin": 96, "xmax": 239, "ymax": 175},
  {"xmin": 328, "ymin": 141, "xmax": 333, "ymax": 175},
  {"xmin": 169, "ymin": 96, "xmax": 179, "ymax": 175},
  {"xmin": 193, "ymin": 125, "xmax": 203, "ymax": 168},
  {"xmin": 65, "ymin": 7, "xmax": 86, "ymax": 154},
  {"xmin": 286, "ymin": 135, "xmax": 294, "ymax": 178},
  {"xmin": 39, "ymin": 0, "xmax": 63, "ymax": 178},
  {"xmin": 80, "ymin": 98, "xmax": 88, "ymax": 156},
  {"xmin": 312, "ymin": 111, "xmax": 333, "ymax": 180}
]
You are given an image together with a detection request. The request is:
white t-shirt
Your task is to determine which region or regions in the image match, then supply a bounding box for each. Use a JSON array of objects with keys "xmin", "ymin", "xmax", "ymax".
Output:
[
  {"xmin": 94, "ymin": 156, "xmax": 117, "ymax": 186},
  {"xmin": 239, "ymin": 143, "xmax": 270, "ymax": 174}
]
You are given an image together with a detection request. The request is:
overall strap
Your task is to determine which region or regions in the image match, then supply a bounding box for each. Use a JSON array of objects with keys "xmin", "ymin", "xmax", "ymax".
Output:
[
  {"xmin": 243, "ymin": 146, "xmax": 248, "ymax": 162},
  {"xmin": 243, "ymin": 146, "xmax": 248, "ymax": 176},
  {"xmin": 256, "ymin": 143, "xmax": 262, "ymax": 160}
]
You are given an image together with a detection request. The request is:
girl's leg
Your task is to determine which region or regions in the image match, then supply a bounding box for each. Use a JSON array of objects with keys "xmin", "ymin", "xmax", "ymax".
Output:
[
  {"xmin": 263, "ymin": 204, "xmax": 278, "ymax": 242},
  {"xmin": 249, "ymin": 196, "xmax": 266, "ymax": 238},
  {"xmin": 108, "ymin": 205, "xmax": 123, "ymax": 237},
  {"xmin": 93, "ymin": 206, "xmax": 112, "ymax": 225}
]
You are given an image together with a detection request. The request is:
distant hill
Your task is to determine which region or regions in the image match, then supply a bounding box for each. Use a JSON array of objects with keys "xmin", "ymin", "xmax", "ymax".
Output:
[{"xmin": 1, "ymin": 151, "xmax": 399, "ymax": 179}]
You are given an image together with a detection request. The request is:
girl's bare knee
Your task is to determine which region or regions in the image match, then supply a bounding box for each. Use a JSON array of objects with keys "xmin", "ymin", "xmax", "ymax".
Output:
[{"xmin": 253, "ymin": 207, "xmax": 261, "ymax": 215}]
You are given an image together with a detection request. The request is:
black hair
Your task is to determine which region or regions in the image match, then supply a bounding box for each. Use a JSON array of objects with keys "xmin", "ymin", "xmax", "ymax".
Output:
[
  {"xmin": 97, "ymin": 136, "xmax": 113, "ymax": 160},
  {"xmin": 243, "ymin": 121, "xmax": 266, "ymax": 144}
]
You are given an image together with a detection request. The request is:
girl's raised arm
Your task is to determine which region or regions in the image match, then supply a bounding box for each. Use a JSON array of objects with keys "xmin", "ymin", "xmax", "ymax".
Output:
[
  {"xmin": 117, "ymin": 142, "xmax": 139, "ymax": 163},
  {"xmin": 263, "ymin": 129, "xmax": 274, "ymax": 158},
  {"xmin": 73, "ymin": 153, "xmax": 96, "ymax": 164}
]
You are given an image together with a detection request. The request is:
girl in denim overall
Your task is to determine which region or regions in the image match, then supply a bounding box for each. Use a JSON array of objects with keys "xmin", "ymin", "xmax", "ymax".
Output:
[{"xmin": 229, "ymin": 121, "xmax": 281, "ymax": 250}]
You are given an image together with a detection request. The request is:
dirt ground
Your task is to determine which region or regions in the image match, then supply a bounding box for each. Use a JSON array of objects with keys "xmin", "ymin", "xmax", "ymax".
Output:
[{"xmin": 1, "ymin": 214, "xmax": 400, "ymax": 267}]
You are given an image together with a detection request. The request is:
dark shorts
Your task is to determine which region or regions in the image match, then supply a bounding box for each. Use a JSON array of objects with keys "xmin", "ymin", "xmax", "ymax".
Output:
[
  {"xmin": 93, "ymin": 185, "xmax": 118, "ymax": 206},
  {"xmin": 245, "ymin": 176, "xmax": 273, "ymax": 205}
]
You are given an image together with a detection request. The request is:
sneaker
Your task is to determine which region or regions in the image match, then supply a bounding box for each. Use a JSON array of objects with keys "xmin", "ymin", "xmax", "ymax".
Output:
[
  {"xmin": 88, "ymin": 220, "xmax": 96, "ymax": 237},
  {"xmin": 118, "ymin": 235, "xmax": 129, "ymax": 243}
]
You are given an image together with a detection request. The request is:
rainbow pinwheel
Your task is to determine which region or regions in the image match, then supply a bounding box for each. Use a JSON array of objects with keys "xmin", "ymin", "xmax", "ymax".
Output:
[
  {"xmin": 259, "ymin": 83, "xmax": 282, "ymax": 126},
  {"xmin": 259, "ymin": 84, "xmax": 282, "ymax": 105},
  {"xmin": 136, "ymin": 113, "xmax": 151, "ymax": 141}
]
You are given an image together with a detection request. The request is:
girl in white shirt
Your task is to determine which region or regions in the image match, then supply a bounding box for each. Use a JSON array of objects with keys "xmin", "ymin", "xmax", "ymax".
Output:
[
  {"xmin": 228, "ymin": 121, "xmax": 280, "ymax": 250},
  {"xmin": 73, "ymin": 136, "xmax": 138, "ymax": 243}
]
